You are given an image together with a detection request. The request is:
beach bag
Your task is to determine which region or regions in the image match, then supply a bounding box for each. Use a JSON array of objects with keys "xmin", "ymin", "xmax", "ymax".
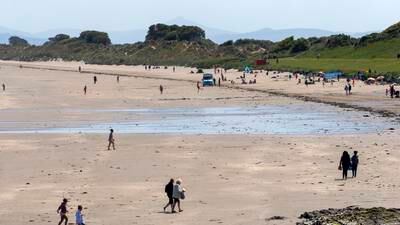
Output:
[{"xmin": 180, "ymin": 191, "xmax": 186, "ymax": 200}]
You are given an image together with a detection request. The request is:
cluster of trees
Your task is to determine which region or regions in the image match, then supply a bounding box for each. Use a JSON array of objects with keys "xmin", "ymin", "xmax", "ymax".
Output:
[
  {"xmin": 146, "ymin": 24, "xmax": 205, "ymax": 42},
  {"xmin": 8, "ymin": 36, "xmax": 29, "ymax": 46},
  {"xmin": 48, "ymin": 34, "xmax": 70, "ymax": 43},
  {"xmin": 79, "ymin": 31, "xmax": 111, "ymax": 45}
]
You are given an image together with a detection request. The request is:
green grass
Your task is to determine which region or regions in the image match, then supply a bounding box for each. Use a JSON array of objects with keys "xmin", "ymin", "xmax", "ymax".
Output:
[
  {"xmin": 269, "ymin": 58, "xmax": 400, "ymax": 74},
  {"xmin": 300, "ymin": 39, "xmax": 400, "ymax": 59}
]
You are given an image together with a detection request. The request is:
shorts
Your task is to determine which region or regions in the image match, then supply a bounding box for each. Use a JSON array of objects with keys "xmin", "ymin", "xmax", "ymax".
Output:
[
  {"xmin": 173, "ymin": 198, "xmax": 180, "ymax": 204},
  {"xmin": 168, "ymin": 196, "xmax": 173, "ymax": 204}
]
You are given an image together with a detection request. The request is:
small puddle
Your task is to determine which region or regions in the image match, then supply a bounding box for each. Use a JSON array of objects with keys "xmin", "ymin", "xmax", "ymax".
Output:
[{"xmin": 0, "ymin": 104, "xmax": 397, "ymax": 135}]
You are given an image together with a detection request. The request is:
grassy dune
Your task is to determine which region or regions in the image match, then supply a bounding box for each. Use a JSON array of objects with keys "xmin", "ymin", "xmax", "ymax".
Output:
[
  {"xmin": 269, "ymin": 58, "xmax": 400, "ymax": 73},
  {"xmin": 268, "ymin": 39, "xmax": 400, "ymax": 73}
]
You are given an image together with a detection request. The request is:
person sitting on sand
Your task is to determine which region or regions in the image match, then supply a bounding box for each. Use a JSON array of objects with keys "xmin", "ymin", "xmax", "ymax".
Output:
[
  {"xmin": 107, "ymin": 129, "xmax": 115, "ymax": 150},
  {"xmin": 351, "ymin": 151, "xmax": 359, "ymax": 178},
  {"xmin": 172, "ymin": 179, "xmax": 185, "ymax": 213},
  {"xmin": 57, "ymin": 198, "xmax": 69, "ymax": 225},
  {"xmin": 339, "ymin": 151, "xmax": 351, "ymax": 180},
  {"xmin": 75, "ymin": 205, "xmax": 85, "ymax": 225},
  {"xmin": 163, "ymin": 179, "xmax": 174, "ymax": 212}
]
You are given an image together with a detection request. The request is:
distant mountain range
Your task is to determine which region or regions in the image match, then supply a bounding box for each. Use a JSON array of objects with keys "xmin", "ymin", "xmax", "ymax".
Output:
[{"xmin": 0, "ymin": 17, "xmax": 373, "ymax": 45}]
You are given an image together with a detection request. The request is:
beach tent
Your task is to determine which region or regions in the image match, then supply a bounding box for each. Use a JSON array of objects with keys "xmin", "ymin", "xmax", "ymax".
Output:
[
  {"xmin": 324, "ymin": 71, "xmax": 342, "ymax": 80},
  {"xmin": 244, "ymin": 66, "xmax": 252, "ymax": 73},
  {"xmin": 376, "ymin": 76, "xmax": 385, "ymax": 81}
]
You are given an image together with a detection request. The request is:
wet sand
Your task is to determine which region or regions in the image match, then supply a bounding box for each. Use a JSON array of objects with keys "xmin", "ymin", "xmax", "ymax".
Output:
[{"xmin": 0, "ymin": 62, "xmax": 400, "ymax": 225}]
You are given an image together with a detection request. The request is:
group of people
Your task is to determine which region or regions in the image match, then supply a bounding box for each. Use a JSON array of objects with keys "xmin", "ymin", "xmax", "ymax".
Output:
[
  {"xmin": 344, "ymin": 83, "xmax": 353, "ymax": 95},
  {"xmin": 163, "ymin": 178, "xmax": 186, "ymax": 213},
  {"xmin": 57, "ymin": 198, "xmax": 85, "ymax": 225},
  {"xmin": 339, "ymin": 151, "xmax": 359, "ymax": 180},
  {"xmin": 386, "ymin": 84, "xmax": 400, "ymax": 98}
]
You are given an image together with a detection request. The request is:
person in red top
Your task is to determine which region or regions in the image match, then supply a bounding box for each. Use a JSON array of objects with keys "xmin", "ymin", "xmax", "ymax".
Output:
[{"xmin": 57, "ymin": 198, "xmax": 68, "ymax": 225}]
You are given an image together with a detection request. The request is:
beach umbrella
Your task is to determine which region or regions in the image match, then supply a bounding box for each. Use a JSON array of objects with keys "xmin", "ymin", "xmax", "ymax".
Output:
[{"xmin": 367, "ymin": 77, "xmax": 375, "ymax": 81}]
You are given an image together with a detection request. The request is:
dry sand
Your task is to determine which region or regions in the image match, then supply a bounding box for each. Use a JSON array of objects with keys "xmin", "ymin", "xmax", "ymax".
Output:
[{"xmin": 0, "ymin": 61, "xmax": 400, "ymax": 225}]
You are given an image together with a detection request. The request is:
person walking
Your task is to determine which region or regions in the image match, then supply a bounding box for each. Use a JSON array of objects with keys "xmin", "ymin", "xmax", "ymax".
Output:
[
  {"xmin": 197, "ymin": 81, "xmax": 201, "ymax": 93},
  {"xmin": 83, "ymin": 85, "xmax": 87, "ymax": 95},
  {"xmin": 390, "ymin": 85, "xmax": 395, "ymax": 98},
  {"xmin": 348, "ymin": 83, "xmax": 352, "ymax": 95},
  {"xmin": 57, "ymin": 198, "xmax": 69, "ymax": 225},
  {"xmin": 159, "ymin": 85, "xmax": 164, "ymax": 95},
  {"xmin": 107, "ymin": 129, "xmax": 115, "ymax": 150},
  {"xmin": 344, "ymin": 85, "xmax": 349, "ymax": 95},
  {"xmin": 75, "ymin": 205, "xmax": 85, "ymax": 225},
  {"xmin": 339, "ymin": 151, "xmax": 351, "ymax": 180},
  {"xmin": 117, "ymin": 75, "xmax": 120, "ymax": 83},
  {"xmin": 172, "ymin": 179, "xmax": 185, "ymax": 213},
  {"xmin": 351, "ymin": 151, "xmax": 359, "ymax": 178},
  {"xmin": 93, "ymin": 76, "xmax": 97, "ymax": 84},
  {"xmin": 163, "ymin": 179, "xmax": 174, "ymax": 212},
  {"xmin": 2, "ymin": 83, "xmax": 5, "ymax": 91}
]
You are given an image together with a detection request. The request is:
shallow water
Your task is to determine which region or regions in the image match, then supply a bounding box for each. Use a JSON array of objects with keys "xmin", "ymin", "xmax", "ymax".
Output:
[{"xmin": 0, "ymin": 103, "xmax": 397, "ymax": 135}]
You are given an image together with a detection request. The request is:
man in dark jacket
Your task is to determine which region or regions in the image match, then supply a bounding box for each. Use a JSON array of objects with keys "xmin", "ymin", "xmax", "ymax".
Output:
[{"xmin": 163, "ymin": 179, "xmax": 174, "ymax": 212}]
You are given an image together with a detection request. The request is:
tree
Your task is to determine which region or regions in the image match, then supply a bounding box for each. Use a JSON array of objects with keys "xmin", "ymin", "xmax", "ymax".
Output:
[
  {"xmin": 79, "ymin": 31, "xmax": 111, "ymax": 45},
  {"xmin": 49, "ymin": 34, "xmax": 70, "ymax": 42},
  {"xmin": 9, "ymin": 36, "xmax": 29, "ymax": 46},
  {"xmin": 145, "ymin": 24, "xmax": 205, "ymax": 42}
]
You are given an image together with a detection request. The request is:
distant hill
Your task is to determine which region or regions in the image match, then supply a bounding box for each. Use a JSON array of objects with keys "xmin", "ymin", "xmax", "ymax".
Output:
[
  {"xmin": 0, "ymin": 26, "xmax": 46, "ymax": 45},
  {"xmin": 0, "ymin": 17, "xmax": 374, "ymax": 45}
]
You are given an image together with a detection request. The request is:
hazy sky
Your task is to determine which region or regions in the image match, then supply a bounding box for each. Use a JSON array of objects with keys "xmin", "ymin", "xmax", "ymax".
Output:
[{"xmin": 1, "ymin": 0, "xmax": 399, "ymax": 33}]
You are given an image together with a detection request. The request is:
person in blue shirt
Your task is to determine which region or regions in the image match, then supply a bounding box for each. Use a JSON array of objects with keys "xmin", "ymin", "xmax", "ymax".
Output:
[{"xmin": 75, "ymin": 205, "xmax": 85, "ymax": 225}]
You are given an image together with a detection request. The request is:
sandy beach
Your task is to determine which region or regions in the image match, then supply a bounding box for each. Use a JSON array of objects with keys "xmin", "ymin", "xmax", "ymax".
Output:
[{"xmin": 1, "ymin": 61, "xmax": 400, "ymax": 225}]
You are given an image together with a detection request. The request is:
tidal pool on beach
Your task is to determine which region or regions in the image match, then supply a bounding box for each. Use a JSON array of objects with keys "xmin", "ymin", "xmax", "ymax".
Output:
[{"xmin": 0, "ymin": 103, "xmax": 397, "ymax": 135}]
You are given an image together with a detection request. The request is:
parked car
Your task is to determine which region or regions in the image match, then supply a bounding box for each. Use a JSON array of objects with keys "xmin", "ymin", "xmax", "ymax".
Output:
[{"xmin": 202, "ymin": 73, "xmax": 214, "ymax": 86}]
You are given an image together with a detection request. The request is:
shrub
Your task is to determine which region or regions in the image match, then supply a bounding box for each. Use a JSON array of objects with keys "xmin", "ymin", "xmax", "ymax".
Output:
[
  {"xmin": 220, "ymin": 40, "xmax": 234, "ymax": 46},
  {"xmin": 325, "ymin": 34, "xmax": 355, "ymax": 48},
  {"xmin": 291, "ymin": 38, "xmax": 309, "ymax": 53}
]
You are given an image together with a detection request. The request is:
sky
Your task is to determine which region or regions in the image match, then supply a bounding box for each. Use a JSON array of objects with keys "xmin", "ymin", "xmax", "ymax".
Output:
[{"xmin": 0, "ymin": 0, "xmax": 399, "ymax": 33}]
